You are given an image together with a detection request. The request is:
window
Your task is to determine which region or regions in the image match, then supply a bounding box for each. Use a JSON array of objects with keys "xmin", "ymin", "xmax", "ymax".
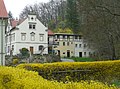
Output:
[
  {"xmin": 8, "ymin": 46, "xmax": 10, "ymax": 53},
  {"xmin": 63, "ymin": 35, "xmax": 65, "ymax": 39},
  {"xmin": 79, "ymin": 44, "xmax": 82, "ymax": 48},
  {"xmin": 39, "ymin": 34, "xmax": 44, "ymax": 41},
  {"xmin": 33, "ymin": 25, "xmax": 36, "ymax": 29},
  {"xmin": 30, "ymin": 32, "xmax": 35, "ymax": 41},
  {"xmin": 63, "ymin": 52, "xmax": 65, "ymax": 54},
  {"xmin": 84, "ymin": 52, "xmax": 86, "ymax": 56},
  {"xmin": 75, "ymin": 44, "xmax": 77, "ymax": 47},
  {"xmin": 57, "ymin": 42, "xmax": 59, "ymax": 46},
  {"xmin": 67, "ymin": 42, "xmax": 69, "ymax": 46},
  {"xmin": 12, "ymin": 45, "xmax": 14, "ymax": 51},
  {"xmin": 29, "ymin": 24, "xmax": 32, "ymax": 29},
  {"xmin": 29, "ymin": 24, "xmax": 36, "ymax": 29},
  {"xmin": 67, "ymin": 36, "xmax": 70, "ymax": 40},
  {"xmin": 39, "ymin": 45, "xmax": 44, "ymax": 51},
  {"xmin": 75, "ymin": 36, "xmax": 78, "ymax": 39},
  {"xmin": 13, "ymin": 33, "xmax": 15, "ymax": 41},
  {"xmin": 89, "ymin": 52, "xmax": 91, "ymax": 56},
  {"xmin": 31, "ymin": 17, "xmax": 34, "ymax": 20},
  {"xmin": 11, "ymin": 33, "xmax": 15, "ymax": 41},
  {"xmin": 84, "ymin": 44, "xmax": 87, "ymax": 48},
  {"xmin": 79, "ymin": 35, "xmax": 82, "ymax": 39},
  {"xmin": 57, "ymin": 35, "xmax": 60, "ymax": 39},
  {"xmin": 21, "ymin": 33, "xmax": 26, "ymax": 41},
  {"xmin": 63, "ymin": 42, "xmax": 65, "ymax": 46}
]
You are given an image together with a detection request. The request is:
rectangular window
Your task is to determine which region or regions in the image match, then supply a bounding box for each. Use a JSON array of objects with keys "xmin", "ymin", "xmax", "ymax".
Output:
[
  {"xmin": 39, "ymin": 34, "xmax": 44, "ymax": 41},
  {"xmin": 21, "ymin": 33, "xmax": 26, "ymax": 41},
  {"xmin": 11, "ymin": 33, "xmax": 15, "ymax": 41},
  {"xmin": 29, "ymin": 24, "xmax": 32, "ymax": 29},
  {"xmin": 89, "ymin": 52, "xmax": 91, "ymax": 56},
  {"xmin": 57, "ymin": 42, "xmax": 59, "ymax": 46},
  {"xmin": 33, "ymin": 25, "xmax": 36, "ymax": 29},
  {"xmin": 12, "ymin": 45, "xmax": 14, "ymax": 51},
  {"xmin": 67, "ymin": 42, "xmax": 69, "ymax": 46},
  {"xmin": 31, "ymin": 35, "xmax": 35, "ymax": 41},
  {"xmin": 63, "ymin": 35, "xmax": 65, "ymax": 39},
  {"xmin": 29, "ymin": 24, "xmax": 36, "ymax": 29},
  {"xmin": 8, "ymin": 46, "xmax": 10, "ymax": 53},
  {"xmin": 75, "ymin": 44, "xmax": 77, "ymax": 47},
  {"xmin": 79, "ymin": 44, "xmax": 81, "ymax": 48},
  {"xmin": 84, "ymin": 44, "xmax": 87, "ymax": 48},
  {"xmin": 57, "ymin": 35, "xmax": 60, "ymax": 39},
  {"xmin": 67, "ymin": 36, "xmax": 70, "ymax": 40},
  {"xmin": 79, "ymin": 35, "xmax": 82, "ymax": 39},
  {"xmin": 75, "ymin": 36, "xmax": 78, "ymax": 39},
  {"xmin": 63, "ymin": 42, "xmax": 65, "ymax": 46},
  {"xmin": 84, "ymin": 52, "xmax": 86, "ymax": 56}
]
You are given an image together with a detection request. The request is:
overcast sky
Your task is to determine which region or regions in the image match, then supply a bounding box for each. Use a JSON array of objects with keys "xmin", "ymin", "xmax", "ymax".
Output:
[{"xmin": 4, "ymin": 0, "xmax": 50, "ymax": 18}]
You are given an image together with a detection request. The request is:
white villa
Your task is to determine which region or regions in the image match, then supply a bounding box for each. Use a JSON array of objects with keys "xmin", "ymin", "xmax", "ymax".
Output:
[{"xmin": 6, "ymin": 14, "xmax": 48, "ymax": 55}]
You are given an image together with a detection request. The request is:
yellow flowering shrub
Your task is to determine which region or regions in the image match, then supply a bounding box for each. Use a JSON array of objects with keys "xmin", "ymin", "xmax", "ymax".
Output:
[
  {"xmin": 0, "ymin": 66, "xmax": 117, "ymax": 89},
  {"xmin": 17, "ymin": 60, "xmax": 120, "ymax": 83}
]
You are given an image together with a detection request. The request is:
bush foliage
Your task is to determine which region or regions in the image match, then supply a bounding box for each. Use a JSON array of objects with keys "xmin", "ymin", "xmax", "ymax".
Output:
[
  {"xmin": 17, "ymin": 60, "xmax": 120, "ymax": 83},
  {"xmin": 0, "ymin": 66, "xmax": 117, "ymax": 89}
]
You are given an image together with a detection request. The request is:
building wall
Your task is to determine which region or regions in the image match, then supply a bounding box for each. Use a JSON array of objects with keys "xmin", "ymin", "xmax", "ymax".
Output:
[
  {"xmin": 0, "ymin": 19, "xmax": 7, "ymax": 65},
  {"xmin": 54, "ymin": 41, "xmax": 75, "ymax": 57},
  {"xmin": 74, "ymin": 41, "xmax": 92, "ymax": 57},
  {"xmin": 52, "ymin": 33, "xmax": 93, "ymax": 58},
  {"xmin": 6, "ymin": 15, "xmax": 48, "ymax": 55}
]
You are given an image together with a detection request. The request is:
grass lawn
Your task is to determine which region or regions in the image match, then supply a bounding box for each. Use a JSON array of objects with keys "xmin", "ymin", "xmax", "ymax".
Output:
[{"xmin": 70, "ymin": 57, "xmax": 96, "ymax": 62}]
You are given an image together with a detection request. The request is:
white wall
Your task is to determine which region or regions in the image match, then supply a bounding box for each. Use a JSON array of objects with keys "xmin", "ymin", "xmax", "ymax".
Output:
[{"xmin": 6, "ymin": 14, "xmax": 48, "ymax": 55}]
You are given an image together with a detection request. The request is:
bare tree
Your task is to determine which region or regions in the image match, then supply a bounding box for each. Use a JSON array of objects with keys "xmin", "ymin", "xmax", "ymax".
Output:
[{"xmin": 77, "ymin": 0, "xmax": 120, "ymax": 60}]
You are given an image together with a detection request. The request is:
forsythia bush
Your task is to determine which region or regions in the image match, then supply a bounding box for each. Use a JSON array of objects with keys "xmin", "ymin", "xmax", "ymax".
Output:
[
  {"xmin": 0, "ymin": 66, "xmax": 117, "ymax": 89},
  {"xmin": 17, "ymin": 60, "xmax": 120, "ymax": 83}
]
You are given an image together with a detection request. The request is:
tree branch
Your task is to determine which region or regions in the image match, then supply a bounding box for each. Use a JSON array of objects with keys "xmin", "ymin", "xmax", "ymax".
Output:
[{"xmin": 97, "ymin": 5, "xmax": 120, "ymax": 16}]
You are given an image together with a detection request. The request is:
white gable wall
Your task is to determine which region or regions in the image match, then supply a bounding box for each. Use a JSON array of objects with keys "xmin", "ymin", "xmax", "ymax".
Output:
[{"xmin": 6, "ymin": 14, "xmax": 48, "ymax": 55}]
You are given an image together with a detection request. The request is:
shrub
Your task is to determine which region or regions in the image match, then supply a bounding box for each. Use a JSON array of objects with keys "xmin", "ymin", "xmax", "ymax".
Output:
[
  {"xmin": 19, "ymin": 48, "xmax": 29, "ymax": 57},
  {"xmin": 0, "ymin": 66, "xmax": 117, "ymax": 89},
  {"xmin": 17, "ymin": 60, "xmax": 120, "ymax": 84},
  {"xmin": 12, "ymin": 59, "xmax": 19, "ymax": 65}
]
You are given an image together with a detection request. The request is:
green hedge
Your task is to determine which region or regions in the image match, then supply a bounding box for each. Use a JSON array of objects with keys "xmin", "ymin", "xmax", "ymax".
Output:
[{"xmin": 17, "ymin": 60, "xmax": 120, "ymax": 84}]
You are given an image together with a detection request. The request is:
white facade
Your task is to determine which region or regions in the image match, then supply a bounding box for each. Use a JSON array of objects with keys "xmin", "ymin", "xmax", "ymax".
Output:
[
  {"xmin": 74, "ymin": 40, "xmax": 92, "ymax": 57},
  {"xmin": 6, "ymin": 14, "xmax": 48, "ymax": 55}
]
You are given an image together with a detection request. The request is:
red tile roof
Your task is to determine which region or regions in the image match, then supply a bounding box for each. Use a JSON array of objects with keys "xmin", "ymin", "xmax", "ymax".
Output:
[
  {"xmin": 0, "ymin": 0, "xmax": 8, "ymax": 18},
  {"xmin": 10, "ymin": 18, "xmax": 26, "ymax": 28},
  {"xmin": 11, "ymin": 20, "xmax": 19, "ymax": 28},
  {"xmin": 48, "ymin": 30, "xmax": 54, "ymax": 35}
]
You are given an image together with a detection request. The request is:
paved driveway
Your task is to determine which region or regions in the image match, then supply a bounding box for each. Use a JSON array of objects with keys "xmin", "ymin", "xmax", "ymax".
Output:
[{"xmin": 61, "ymin": 58, "xmax": 74, "ymax": 62}]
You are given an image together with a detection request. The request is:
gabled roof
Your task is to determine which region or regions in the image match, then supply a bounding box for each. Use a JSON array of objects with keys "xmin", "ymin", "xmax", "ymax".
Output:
[{"xmin": 0, "ymin": 0, "xmax": 8, "ymax": 18}]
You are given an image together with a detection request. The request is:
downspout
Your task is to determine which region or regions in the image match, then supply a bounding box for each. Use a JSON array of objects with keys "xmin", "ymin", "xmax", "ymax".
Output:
[{"xmin": 1, "ymin": 18, "xmax": 3, "ymax": 65}]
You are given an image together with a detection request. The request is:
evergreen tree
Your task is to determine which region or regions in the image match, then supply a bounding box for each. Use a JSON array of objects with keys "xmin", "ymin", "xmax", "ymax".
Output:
[
  {"xmin": 66, "ymin": 0, "xmax": 80, "ymax": 34},
  {"xmin": 8, "ymin": 11, "xmax": 14, "ymax": 19}
]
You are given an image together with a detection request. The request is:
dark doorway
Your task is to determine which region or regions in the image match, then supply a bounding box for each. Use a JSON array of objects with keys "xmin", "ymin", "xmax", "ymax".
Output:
[
  {"xmin": 67, "ymin": 50, "xmax": 70, "ymax": 57},
  {"xmin": 30, "ymin": 47, "xmax": 34, "ymax": 54},
  {"xmin": 79, "ymin": 52, "xmax": 82, "ymax": 57},
  {"xmin": 58, "ymin": 50, "xmax": 60, "ymax": 56}
]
